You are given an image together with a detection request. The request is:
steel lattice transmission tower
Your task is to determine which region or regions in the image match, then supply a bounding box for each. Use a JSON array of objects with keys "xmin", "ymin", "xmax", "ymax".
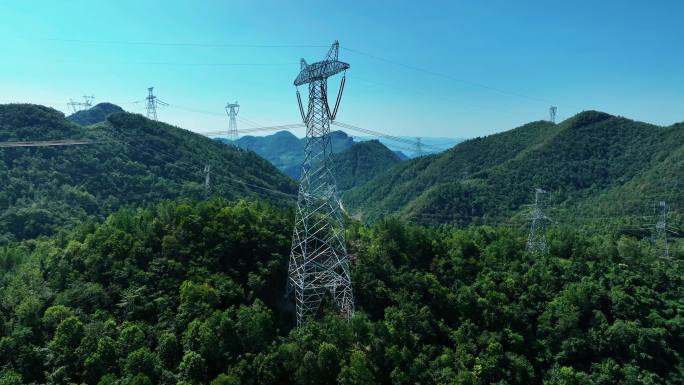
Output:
[
  {"xmin": 288, "ymin": 40, "xmax": 353, "ymax": 326},
  {"xmin": 526, "ymin": 188, "xmax": 550, "ymax": 254},
  {"xmin": 415, "ymin": 137, "xmax": 423, "ymax": 157},
  {"xmin": 652, "ymin": 201, "xmax": 669, "ymax": 259},
  {"xmin": 225, "ymin": 101, "xmax": 240, "ymax": 143},
  {"xmin": 549, "ymin": 106, "xmax": 557, "ymax": 123},
  {"xmin": 204, "ymin": 165, "xmax": 211, "ymax": 198},
  {"xmin": 145, "ymin": 87, "xmax": 168, "ymax": 120},
  {"xmin": 67, "ymin": 95, "xmax": 95, "ymax": 113}
]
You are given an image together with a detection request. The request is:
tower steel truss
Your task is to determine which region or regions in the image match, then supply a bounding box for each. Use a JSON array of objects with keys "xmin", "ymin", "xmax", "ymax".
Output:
[
  {"xmin": 526, "ymin": 188, "xmax": 550, "ymax": 254},
  {"xmin": 225, "ymin": 101, "xmax": 240, "ymax": 143},
  {"xmin": 288, "ymin": 41, "xmax": 353, "ymax": 326},
  {"xmin": 653, "ymin": 201, "xmax": 669, "ymax": 259}
]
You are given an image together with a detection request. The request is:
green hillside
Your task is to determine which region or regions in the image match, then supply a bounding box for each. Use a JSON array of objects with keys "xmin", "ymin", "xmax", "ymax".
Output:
[
  {"xmin": 67, "ymin": 103, "xmax": 125, "ymax": 126},
  {"xmin": 344, "ymin": 111, "xmax": 684, "ymax": 228},
  {"xmin": 0, "ymin": 104, "xmax": 296, "ymax": 241},
  {"xmin": 0, "ymin": 199, "xmax": 680, "ymax": 384},
  {"xmin": 230, "ymin": 130, "xmax": 355, "ymax": 179},
  {"xmin": 332, "ymin": 140, "xmax": 402, "ymax": 191}
]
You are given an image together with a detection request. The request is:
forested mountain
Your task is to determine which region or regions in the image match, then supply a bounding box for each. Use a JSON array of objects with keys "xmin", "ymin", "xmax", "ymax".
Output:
[
  {"xmin": 331, "ymin": 140, "xmax": 402, "ymax": 191},
  {"xmin": 226, "ymin": 130, "xmax": 355, "ymax": 179},
  {"xmin": 344, "ymin": 111, "xmax": 684, "ymax": 227},
  {"xmin": 1, "ymin": 106, "xmax": 682, "ymax": 385},
  {"xmin": 67, "ymin": 103, "xmax": 125, "ymax": 126},
  {"xmin": 0, "ymin": 199, "xmax": 681, "ymax": 384},
  {"xmin": 0, "ymin": 104, "xmax": 296, "ymax": 241}
]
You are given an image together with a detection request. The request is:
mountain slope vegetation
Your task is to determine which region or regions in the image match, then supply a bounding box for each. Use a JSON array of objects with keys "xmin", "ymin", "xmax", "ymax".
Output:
[
  {"xmin": 230, "ymin": 130, "xmax": 354, "ymax": 179},
  {"xmin": 0, "ymin": 199, "xmax": 681, "ymax": 385},
  {"xmin": 331, "ymin": 140, "xmax": 402, "ymax": 191},
  {"xmin": 0, "ymin": 104, "xmax": 296, "ymax": 241},
  {"xmin": 344, "ymin": 111, "xmax": 684, "ymax": 227},
  {"xmin": 67, "ymin": 103, "xmax": 125, "ymax": 126}
]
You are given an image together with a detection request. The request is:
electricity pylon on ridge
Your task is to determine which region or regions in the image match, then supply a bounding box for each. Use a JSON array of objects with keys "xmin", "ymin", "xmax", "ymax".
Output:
[
  {"xmin": 67, "ymin": 95, "xmax": 95, "ymax": 113},
  {"xmin": 204, "ymin": 165, "xmax": 211, "ymax": 198},
  {"xmin": 145, "ymin": 87, "xmax": 168, "ymax": 121},
  {"xmin": 225, "ymin": 101, "xmax": 240, "ymax": 143},
  {"xmin": 526, "ymin": 188, "xmax": 551, "ymax": 254},
  {"xmin": 652, "ymin": 201, "xmax": 669, "ymax": 259},
  {"xmin": 415, "ymin": 137, "xmax": 423, "ymax": 157},
  {"xmin": 549, "ymin": 106, "xmax": 557, "ymax": 123},
  {"xmin": 288, "ymin": 40, "xmax": 353, "ymax": 326}
]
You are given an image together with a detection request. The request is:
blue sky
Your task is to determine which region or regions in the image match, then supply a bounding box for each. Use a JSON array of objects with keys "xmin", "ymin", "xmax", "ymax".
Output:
[{"xmin": 0, "ymin": 0, "xmax": 682, "ymax": 138}]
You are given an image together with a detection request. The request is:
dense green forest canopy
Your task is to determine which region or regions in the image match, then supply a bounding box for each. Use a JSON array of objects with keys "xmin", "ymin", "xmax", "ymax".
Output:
[
  {"xmin": 0, "ymin": 104, "xmax": 296, "ymax": 242},
  {"xmin": 344, "ymin": 111, "xmax": 684, "ymax": 229},
  {"xmin": 0, "ymin": 199, "xmax": 681, "ymax": 385},
  {"xmin": 1, "ymin": 104, "xmax": 682, "ymax": 384}
]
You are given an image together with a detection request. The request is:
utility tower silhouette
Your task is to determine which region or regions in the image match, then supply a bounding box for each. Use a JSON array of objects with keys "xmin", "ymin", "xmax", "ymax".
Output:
[
  {"xmin": 526, "ymin": 188, "xmax": 550, "ymax": 254},
  {"xmin": 288, "ymin": 40, "xmax": 353, "ymax": 326},
  {"xmin": 225, "ymin": 101, "xmax": 240, "ymax": 143},
  {"xmin": 67, "ymin": 95, "xmax": 95, "ymax": 113},
  {"xmin": 652, "ymin": 201, "xmax": 669, "ymax": 259},
  {"xmin": 415, "ymin": 137, "xmax": 423, "ymax": 157},
  {"xmin": 549, "ymin": 106, "xmax": 557, "ymax": 123},
  {"xmin": 204, "ymin": 165, "xmax": 211, "ymax": 198},
  {"xmin": 145, "ymin": 87, "xmax": 168, "ymax": 120}
]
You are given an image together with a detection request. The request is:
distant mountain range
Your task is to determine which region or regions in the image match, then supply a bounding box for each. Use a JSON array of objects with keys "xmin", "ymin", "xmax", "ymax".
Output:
[
  {"xmin": 218, "ymin": 131, "xmax": 362, "ymax": 179},
  {"xmin": 343, "ymin": 111, "xmax": 684, "ymax": 228},
  {"xmin": 217, "ymin": 130, "xmax": 352, "ymax": 179},
  {"xmin": 218, "ymin": 130, "xmax": 461, "ymax": 180}
]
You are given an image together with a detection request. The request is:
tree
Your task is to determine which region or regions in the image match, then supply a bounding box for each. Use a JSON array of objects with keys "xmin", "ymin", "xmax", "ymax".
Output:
[
  {"xmin": 235, "ymin": 299, "xmax": 274, "ymax": 353},
  {"xmin": 118, "ymin": 323, "xmax": 146, "ymax": 356},
  {"xmin": 177, "ymin": 281, "xmax": 220, "ymax": 325},
  {"xmin": 49, "ymin": 316, "xmax": 84, "ymax": 354},
  {"xmin": 338, "ymin": 351, "xmax": 376, "ymax": 385},
  {"xmin": 0, "ymin": 370, "xmax": 22, "ymax": 385},
  {"xmin": 123, "ymin": 348, "xmax": 161, "ymax": 383},
  {"xmin": 158, "ymin": 331, "xmax": 181, "ymax": 368},
  {"xmin": 179, "ymin": 351, "xmax": 207, "ymax": 383}
]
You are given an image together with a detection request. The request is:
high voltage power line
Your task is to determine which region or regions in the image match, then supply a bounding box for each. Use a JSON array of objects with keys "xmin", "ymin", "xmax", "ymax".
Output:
[
  {"xmin": 2, "ymin": 129, "xmax": 679, "ymax": 238},
  {"xmin": 39, "ymin": 37, "xmax": 329, "ymax": 48},
  {"xmin": 28, "ymin": 36, "xmax": 564, "ymax": 111},
  {"xmin": 0, "ymin": 139, "xmax": 104, "ymax": 148}
]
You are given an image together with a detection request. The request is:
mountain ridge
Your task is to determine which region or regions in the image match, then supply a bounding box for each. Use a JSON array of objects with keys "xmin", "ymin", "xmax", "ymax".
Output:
[
  {"xmin": 0, "ymin": 104, "xmax": 296, "ymax": 241},
  {"xmin": 344, "ymin": 110, "xmax": 684, "ymax": 226}
]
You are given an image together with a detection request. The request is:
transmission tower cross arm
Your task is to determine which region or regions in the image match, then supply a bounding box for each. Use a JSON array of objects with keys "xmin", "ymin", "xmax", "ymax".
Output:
[{"xmin": 294, "ymin": 41, "xmax": 349, "ymax": 86}]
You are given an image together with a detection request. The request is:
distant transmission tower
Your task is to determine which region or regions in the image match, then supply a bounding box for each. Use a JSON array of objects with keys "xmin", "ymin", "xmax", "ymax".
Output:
[
  {"xmin": 288, "ymin": 41, "xmax": 353, "ymax": 326},
  {"xmin": 549, "ymin": 106, "xmax": 557, "ymax": 123},
  {"xmin": 526, "ymin": 188, "xmax": 550, "ymax": 254},
  {"xmin": 652, "ymin": 201, "xmax": 669, "ymax": 259},
  {"xmin": 415, "ymin": 137, "xmax": 423, "ymax": 157},
  {"xmin": 67, "ymin": 95, "xmax": 95, "ymax": 113},
  {"xmin": 145, "ymin": 87, "xmax": 168, "ymax": 120},
  {"xmin": 204, "ymin": 165, "xmax": 211, "ymax": 198},
  {"xmin": 225, "ymin": 101, "xmax": 240, "ymax": 143}
]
